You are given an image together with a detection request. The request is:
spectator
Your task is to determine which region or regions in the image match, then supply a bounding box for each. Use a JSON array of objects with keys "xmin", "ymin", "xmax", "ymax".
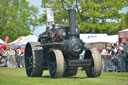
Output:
[
  {"xmin": 20, "ymin": 49, "xmax": 24, "ymax": 67},
  {"xmin": 1, "ymin": 48, "xmax": 8, "ymax": 66},
  {"xmin": 16, "ymin": 47, "xmax": 21, "ymax": 68},
  {"xmin": 101, "ymin": 44, "xmax": 112, "ymax": 72},
  {"xmin": 124, "ymin": 43, "xmax": 128, "ymax": 72},
  {"xmin": 117, "ymin": 44, "xmax": 126, "ymax": 72},
  {"xmin": 10, "ymin": 49, "xmax": 16, "ymax": 68},
  {"xmin": 111, "ymin": 43, "xmax": 119, "ymax": 72},
  {"xmin": 0, "ymin": 51, "xmax": 3, "ymax": 65},
  {"xmin": 111, "ymin": 43, "xmax": 118, "ymax": 55},
  {"xmin": 121, "ymin": 42, "xmax": 128, "ymax": 72},
  {"xmin": 6, "ymin": 48, "xmax": 11, "ymax": 67}
]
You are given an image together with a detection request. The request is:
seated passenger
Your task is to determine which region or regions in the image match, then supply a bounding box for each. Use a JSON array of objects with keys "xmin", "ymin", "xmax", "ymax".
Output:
[{"xmin": 49, "ymin": 24, "xmax": 58, "ymax": 38}]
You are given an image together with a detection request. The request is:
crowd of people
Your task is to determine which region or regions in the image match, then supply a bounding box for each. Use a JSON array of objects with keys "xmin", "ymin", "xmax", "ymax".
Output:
[
  {"xmin": 101, "ymin": 43, "xmax": 128, "ymax": 72},
  {"xmin": 0, "ymin": 47, "xmax": 24, "ymax": 68}
]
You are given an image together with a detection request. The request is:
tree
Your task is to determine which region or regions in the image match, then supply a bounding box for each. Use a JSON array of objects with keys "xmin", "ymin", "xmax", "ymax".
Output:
[
  {"xmin": 0, "ymin": 0, "xmax": 38, "ymax": 42},
  {"xmin": 125, "ymin": 13, "xmax": 128, "ymax": 28},
  {"xmin": 118, "ymin": 13, "xmax": 128, "ymax": 32},
  {"xmin": 41, "ymin": 0, "xmax": 128, "ymax": 34}
]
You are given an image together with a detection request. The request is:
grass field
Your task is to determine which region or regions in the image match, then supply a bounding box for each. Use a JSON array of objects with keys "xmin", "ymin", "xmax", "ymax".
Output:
[{"xmin": 0, "ymin": 67, "xmax": 128, "ymax": 85}]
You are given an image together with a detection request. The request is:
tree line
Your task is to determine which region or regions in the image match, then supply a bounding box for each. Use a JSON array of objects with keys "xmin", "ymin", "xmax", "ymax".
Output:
[
  {"xmin": 40, "ymin": 0, "xmax": 128, "ymax": 34},
  {"xmin": 0, "ymin": 0, "xmax": 128, "ymax": 42}
]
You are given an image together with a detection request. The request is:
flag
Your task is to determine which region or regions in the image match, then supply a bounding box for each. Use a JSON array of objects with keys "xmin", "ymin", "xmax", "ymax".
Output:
[{"xmin": 46, "ymin": 8, "xmax": 54, "ymax": 22}]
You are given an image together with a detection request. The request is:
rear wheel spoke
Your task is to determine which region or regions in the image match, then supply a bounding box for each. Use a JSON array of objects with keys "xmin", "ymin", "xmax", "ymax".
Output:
[{"xmin": 27, "ymin": 65, "xmax": 32, "ymax": 70}]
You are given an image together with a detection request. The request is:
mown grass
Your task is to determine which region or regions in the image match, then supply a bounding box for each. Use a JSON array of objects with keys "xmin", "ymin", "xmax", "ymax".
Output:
[{"xmin": 0, "ymin": 67, "xmax": 128, "ymax": 85}]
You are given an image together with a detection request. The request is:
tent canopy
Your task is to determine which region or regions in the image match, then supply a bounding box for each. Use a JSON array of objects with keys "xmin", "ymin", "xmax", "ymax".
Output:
[
  {"xmin": 0, "ymin": 45, "xmax": 7, "ymax": 51},
  {"xmin": 0, "ymin": 39, "xmax": 4, "ymax": 44},
  {"xmin": 118, "ymin": 28, "xmax": 128, "ymax": 44},
  {"xmin": 9, "ymin": 35, "xmax": 38, "ymax": 45},
  {"xmin": 119, "ymin": 28, "xmax": 128, "ymax": 32},
  {"xmin": 119, "ymin": 28, "xmax": 128, "ymax": 38},
  {"xmin": 80, "ymin": 34, "xmax": 118, "ymax": 43}
]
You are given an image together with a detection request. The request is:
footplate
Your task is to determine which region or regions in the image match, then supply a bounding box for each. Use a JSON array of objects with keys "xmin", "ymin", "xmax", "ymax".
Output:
[{"xmin": 68, "ymin": 59, "xmax": 91, "ymax": 67}]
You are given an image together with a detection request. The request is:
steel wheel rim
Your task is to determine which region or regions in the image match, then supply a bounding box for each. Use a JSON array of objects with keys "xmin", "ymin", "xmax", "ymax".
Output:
[
  {"xmin": 48, "ymin": 51, "xmax": 57, "ymax": 78},
  {"xmin": 25, "ymin": 45, "xmax": 33, "ymax": 76}
]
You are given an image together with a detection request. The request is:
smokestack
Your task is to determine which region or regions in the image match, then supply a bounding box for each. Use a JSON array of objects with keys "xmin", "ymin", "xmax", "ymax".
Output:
[{"xmin": 68, "ymin": 9, "xmax": 76, "ymax": 36}]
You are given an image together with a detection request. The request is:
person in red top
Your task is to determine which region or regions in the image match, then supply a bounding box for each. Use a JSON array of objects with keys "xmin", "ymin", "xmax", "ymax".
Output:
[{"xmin": 49, "ymin": 24, "xmax": 58, "ymax": 38}]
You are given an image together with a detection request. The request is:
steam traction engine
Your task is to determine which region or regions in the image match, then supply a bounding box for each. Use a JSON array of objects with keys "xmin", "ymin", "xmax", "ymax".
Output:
[{"xmin": 24, "ymin": 9, "xmax": 102, "ymax": 78}]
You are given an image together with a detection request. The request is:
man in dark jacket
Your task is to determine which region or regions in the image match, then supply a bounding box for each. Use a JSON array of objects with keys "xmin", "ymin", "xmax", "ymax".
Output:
[{"xmin": 38, "ymin": 26, "xmax": 51, "ymax": 43}]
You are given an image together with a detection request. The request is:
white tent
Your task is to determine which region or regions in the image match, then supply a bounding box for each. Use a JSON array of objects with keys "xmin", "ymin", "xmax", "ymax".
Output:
[
  {"xmin": 80, "ymin": 34, "xmax": 118, "ymax": 44},
  {"xmin": 9, "ymin": 35, "xmax": 38, "ymax": 45},
  {"xmin": 0, "ymin": 39, "xmax": 4, "ymax": 44},
  {"xmin": 80, "ymin": 34, "xmax": 107, "ymax": 43},
  {"xmin": 20, "ymin": 35, "xmax": 38, "ymax": 45},
  {"xmin": 106, "ymin": 35, "xmax": 118, "ymax": 43},
  {"xmin": 9, "ymin": 37, "xmax": 24, "ymax": 45}
]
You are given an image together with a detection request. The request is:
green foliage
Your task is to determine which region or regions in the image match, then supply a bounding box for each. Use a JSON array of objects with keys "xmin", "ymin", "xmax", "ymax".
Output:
[
  {"xmin": 41, "ymin": 0, "xmax": 128, "ymax": 34},
  {"xmin": 126, "ymin": 13, "xmax": 128, "ymax": 28},
  {"xmin": 0, "ymin": 0, "xmax": 38, "ymax": 42},
  {"xmin": 118, "ymin": 13, "xmax": 128, "ymax": 32}
]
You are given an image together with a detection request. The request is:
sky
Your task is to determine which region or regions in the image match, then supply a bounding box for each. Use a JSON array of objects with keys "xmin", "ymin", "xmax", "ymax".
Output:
[
  {"xmin": 120, "ymin": 7, "xmax": 128, "ymax": 13},
  {"xmin": 27, "ymin": 0, "xmax": 44, "ymax": 15},
  {"xmin": 27, "ymin": 0, "xmax": 128, "ymax": 36},
  {"xmin": 27, "ymin": 0, "xmax": 46, "ymax": 36}
]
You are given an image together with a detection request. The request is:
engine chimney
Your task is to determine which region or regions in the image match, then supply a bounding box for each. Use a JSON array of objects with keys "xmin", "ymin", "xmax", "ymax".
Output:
[{"xmin": 68, "ymin": 9, "xmax": 76, "ymax": 36}]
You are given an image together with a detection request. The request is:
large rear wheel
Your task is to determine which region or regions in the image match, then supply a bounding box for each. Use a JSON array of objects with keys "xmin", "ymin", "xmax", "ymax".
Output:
[
  {"xmin": 48, "ymin": 50, "xmax": 65, "ymax": 78},
  {"xmin": 85, "ymin": 47, "xmax": 102, "ymax": 77},
  {"xmin": 25, "ymin": 42, "xmax": 44, "ymax": 77}
]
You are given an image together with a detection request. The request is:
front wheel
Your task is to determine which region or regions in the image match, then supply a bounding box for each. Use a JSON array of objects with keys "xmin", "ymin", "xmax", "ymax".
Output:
[
  {"xmin": 48, "ymin": 50, "xmax": 65, "ymax": 78},
  {"xmin": 85, "ymin": 47, "xmax": 102, "ymax": 77}
]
